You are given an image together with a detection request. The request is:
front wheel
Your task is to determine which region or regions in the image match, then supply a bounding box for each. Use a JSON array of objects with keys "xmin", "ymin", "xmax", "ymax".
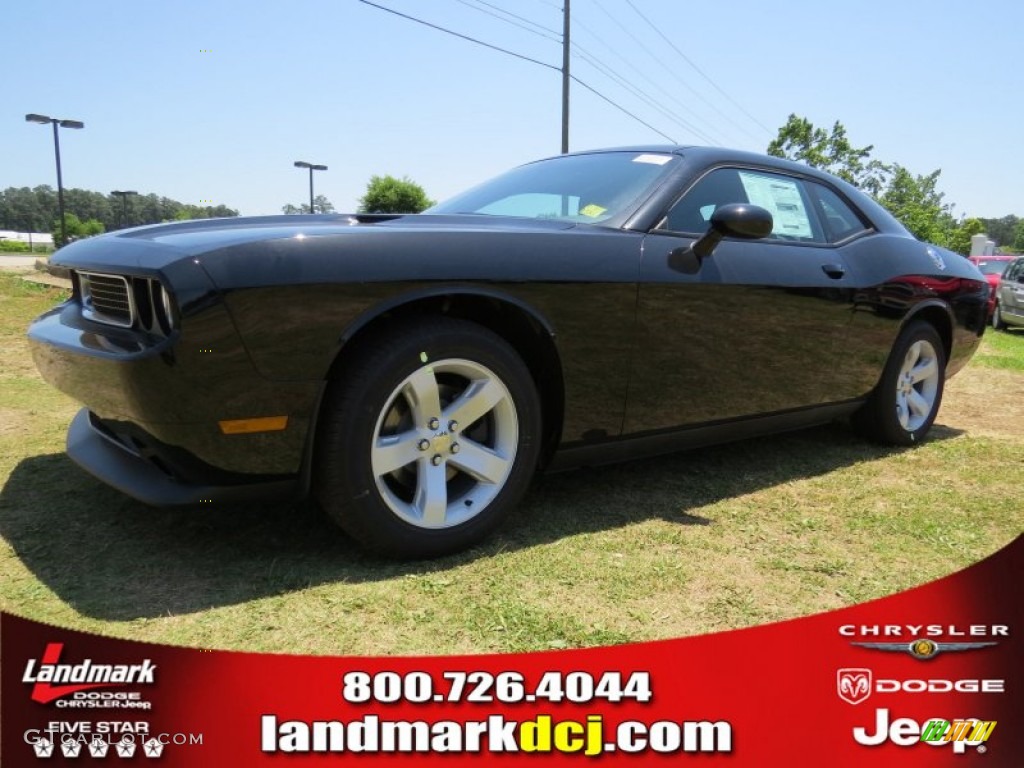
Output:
[
  {"xmin": 314, "ymin": 317, "xmax": 542, "ymax": 558},
  {"xmin": 992, "ymin": 300, "xmax": 1005, "ymax": 330},
  {"xmin": 852, "ymin": 321, "xmax": 946, "ymax": 445}
]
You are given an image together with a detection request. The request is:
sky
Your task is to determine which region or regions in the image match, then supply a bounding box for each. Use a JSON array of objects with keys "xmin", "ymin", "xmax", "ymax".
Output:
[{"xmin": 2, "ymin": 0, "xmax": 1022, "ymax": 220}]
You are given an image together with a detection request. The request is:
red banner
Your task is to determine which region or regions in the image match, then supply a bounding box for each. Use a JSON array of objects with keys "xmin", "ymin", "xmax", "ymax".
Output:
[{"xmin": 3, "ymin": 535, "xmax": 1020, "ymax": 765}]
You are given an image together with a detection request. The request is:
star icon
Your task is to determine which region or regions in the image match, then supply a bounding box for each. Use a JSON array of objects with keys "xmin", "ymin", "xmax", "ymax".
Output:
[
  {"xmin": 61, "ymin": 739, "xmax": 83, "ymax": 757},
  {"xmin": 89, "ymin": 737, "xmax": 110, "ymax": 758},
  {"xmin": 143, "ymin": 738, "xmax": 165, "ymax": 758},
  {"xmin": 33, "ymin": 737, "xmax": 54, "ymax": 758},
  {"xmin": 115, "ymin": 738, "xmax": 137, "ymax": 758}
]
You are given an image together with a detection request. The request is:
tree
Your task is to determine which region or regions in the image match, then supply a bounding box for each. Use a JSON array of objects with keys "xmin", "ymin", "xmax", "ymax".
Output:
[
  {"xmin": 0, "ymin": 186, "xmax": 57, "ymax": 232},
  {"xmin": 281, "ymin": 195, "xmax": 335, "ymax": 214},
  {"xmin": 767, "ymin": 115, "xmax": 989, "ymax": 250},
  {"xmin": 767, "ymin": 114, "xmax": 890, "ymax": 195},
  {"xmin": 875, "ymin": 165, "xmax": 954, "ymax": 243},
  {"xmin": 0, "ymin": 185, "xmax": 238, "ymax": 233},
  {"xmin": 946, "ymin": 217, "xmax": 985, "ymax": 257},
  {"xmin": 54, "ymin": 212, "xmax": 105, "ymax": 243},
  {"xmin": 174, "ymin": 203, "xmax": 239, "ymax": 221},
  {"xmin": 358, "ymin": 175, "xmax": 433, "ymax": 214},
  {"xmin": 980, "ymin": 215, "xmax": 1020, "ymax": 248},
  {"xmin": 1014, "ymin": 220, "xmax": 1024, "ymax": 252}
]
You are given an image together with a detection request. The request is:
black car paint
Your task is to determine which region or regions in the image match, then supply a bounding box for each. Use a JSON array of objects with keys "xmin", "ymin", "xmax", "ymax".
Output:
[{"xmin": 27, "ymin": 147, "xmax": 989, "ymax": 505}]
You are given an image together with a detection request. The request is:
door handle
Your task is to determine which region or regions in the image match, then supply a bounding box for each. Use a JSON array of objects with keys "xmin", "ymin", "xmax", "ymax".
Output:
[{"xmin": 821, "ymin": 264, "xmax": 846, "ymax": 279}]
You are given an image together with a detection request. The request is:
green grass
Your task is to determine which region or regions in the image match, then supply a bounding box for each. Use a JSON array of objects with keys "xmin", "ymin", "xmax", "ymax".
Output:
[
  {"xmin": 1, "ymin": 270, "xmax": 1021, "ymax": 655},
  {"xmin": 974, "ymin": 325, "xmax": 1024, "ymax": 370}
]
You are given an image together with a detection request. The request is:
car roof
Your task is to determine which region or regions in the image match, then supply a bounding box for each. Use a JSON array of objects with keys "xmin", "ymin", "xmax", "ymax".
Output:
[
  {"xmin": 565, "ymin": 144, "xmax": 842, "ymax": 181},
  {"xmin": 537, "ymin": 145, "xmax": 912, "ymax": 237}
]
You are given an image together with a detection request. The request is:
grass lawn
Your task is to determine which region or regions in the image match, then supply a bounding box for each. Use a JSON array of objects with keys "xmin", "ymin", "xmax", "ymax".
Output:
[{"xmin": 1, "ymin": 271, "xmax": 1021, "ymax": 655}]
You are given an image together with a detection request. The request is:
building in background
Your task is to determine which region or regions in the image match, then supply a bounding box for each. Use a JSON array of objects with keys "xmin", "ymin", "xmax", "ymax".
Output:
[
  {"xmin": 970, "ymin": 233, "xmax": 996, "ymax": 257},
  {"xmin": 0, "ymin": 231, "xmax": 54, "ymax": 251}
]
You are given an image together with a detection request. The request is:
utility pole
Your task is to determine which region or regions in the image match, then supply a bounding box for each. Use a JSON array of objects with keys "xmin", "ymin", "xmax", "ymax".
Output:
[{"xmin": 561, "ymin": 0, "xmax": 570, "ymax": 154}]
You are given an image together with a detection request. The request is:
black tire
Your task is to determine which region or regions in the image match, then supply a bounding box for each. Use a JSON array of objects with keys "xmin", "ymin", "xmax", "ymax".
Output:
[
  {"xmin": 852, "ymin": 321, "xmax": 946, "ymax": 446},
  {"xmin": 314, "ymin": 317, "xmax": 541, "ymax": 558},
  {"xmin": 992, "ymin": 301, "xmax": 1005, "ymax": 330}
]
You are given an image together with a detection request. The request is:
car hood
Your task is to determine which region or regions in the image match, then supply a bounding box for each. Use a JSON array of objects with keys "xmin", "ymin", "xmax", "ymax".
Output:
[
  {"xmin": 49, "ymin": 214, "xmax": 579, "ymax": 272},
  {"xmin": 46, "ymin": 214, "xmax": 580, "ymax": 273}
]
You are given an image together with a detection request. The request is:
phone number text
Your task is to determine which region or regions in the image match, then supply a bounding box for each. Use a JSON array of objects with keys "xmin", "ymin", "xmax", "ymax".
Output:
[{"xmin": 342, "ymin": 671, "xmax": 652, "ymax": 705}]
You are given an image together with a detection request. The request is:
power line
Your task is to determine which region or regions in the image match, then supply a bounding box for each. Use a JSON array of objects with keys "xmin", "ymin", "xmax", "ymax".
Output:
[
  {"xmin": 571, "ymin": 76, "xmax": 675, "ymax": 143},
  {"xmin": 590, "ymin": 0, "xmax": 759, "ymax": 143},
  {"xmin": 468, "ymin": 0, "xmax": 562, "ymax": 37},
  {"xmin": 570, "ymin": 43, "xmax": 718, "ymax": 144},
  {"xmin": 356, "ymin": 0, "xmax": 679, "ymax": 145},
  {"xmin": 571, "ymin": 15, "xmax": 727, "ymax": 142},
  {"xmin": 452, "ymin": 0, "xmax": 562, "ymax": 44},
  {"xmin": 356, "ymin": 0, "xmax": 559, "ymax": 72},
  {"xmin": 621, "ymin": 0, "xmax": 772, "ymax": 135}
]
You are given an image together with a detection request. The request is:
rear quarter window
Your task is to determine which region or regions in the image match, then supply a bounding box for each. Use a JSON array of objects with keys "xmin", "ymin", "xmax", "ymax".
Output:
[{"xmin": 807, "ymin": 183, "xmax": 870, "ymax": 243}]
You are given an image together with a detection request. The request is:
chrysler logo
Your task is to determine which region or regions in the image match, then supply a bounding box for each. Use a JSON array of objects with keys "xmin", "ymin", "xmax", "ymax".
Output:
[
  {"xmin": 850, "ymin": 639, "xmax": 996, "ymax": 660},
  {"xmin": 837, "ymin": 668, "xmax": 872, "ymax": 705}
]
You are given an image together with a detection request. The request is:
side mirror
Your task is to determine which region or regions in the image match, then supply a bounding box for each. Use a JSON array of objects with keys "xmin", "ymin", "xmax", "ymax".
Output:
[{"xmin": 668, "ymin": 203, "xmax": 773, "ymax": 274}]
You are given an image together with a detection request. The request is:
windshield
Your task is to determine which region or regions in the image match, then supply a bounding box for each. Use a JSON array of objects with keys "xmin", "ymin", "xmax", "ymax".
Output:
[
  {"xmin": 975, "ymin": 260, "xmax": 1012, "ymax": 276},
  {"xmin": 427, "ymin": 151, "xmax": 679, "ymax": 224}
]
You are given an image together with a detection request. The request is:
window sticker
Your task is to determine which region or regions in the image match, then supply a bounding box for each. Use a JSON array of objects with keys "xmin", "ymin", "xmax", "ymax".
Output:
[
  {"xmin": 579, "ymin": 203, "xmax": 607, "ymax": 218},
  {"xmin": 632, "ymin": 153, "xmax": 672, "ymax": 165},
  {"xmin": 738, "ymin": 171, "xmax": 812, "ymax": 238}
]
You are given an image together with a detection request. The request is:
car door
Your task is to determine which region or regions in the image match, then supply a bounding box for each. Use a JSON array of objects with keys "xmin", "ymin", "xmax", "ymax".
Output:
[
  {"xmin": 625, "ymin": 166, "xmax": 859, "ymax": 434},
  {"xmin": 998, "ymin": 258, "xmax": 1024, "ymax": 323}
]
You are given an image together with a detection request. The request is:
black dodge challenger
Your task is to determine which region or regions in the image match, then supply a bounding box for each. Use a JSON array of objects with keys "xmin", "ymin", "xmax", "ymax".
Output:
[{"xmin": 28, "ymin": 147, "xmax": 988, "ymax": 557}]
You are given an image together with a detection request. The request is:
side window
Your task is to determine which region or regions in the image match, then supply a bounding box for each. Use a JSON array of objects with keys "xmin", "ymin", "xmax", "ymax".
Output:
[
  {"xmin": 736, "ymin": 170, "xmax": 819, "ymax": 241},
  {"xmin": 661, "ymin": 167, "xmax": 824, "ymax": 243},
  {"xmin": 808, "ymin": 183, "xmax": 869, "ymax": 243},
  {"xmin": 660, "ymin": 168, "xmax": 748, "ymax": 234}
]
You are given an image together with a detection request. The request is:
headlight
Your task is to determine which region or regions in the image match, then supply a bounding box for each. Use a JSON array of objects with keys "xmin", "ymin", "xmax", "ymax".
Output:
[{"xmin": 151, "ymin": 280, "xmax": 176, "ymax": 335}]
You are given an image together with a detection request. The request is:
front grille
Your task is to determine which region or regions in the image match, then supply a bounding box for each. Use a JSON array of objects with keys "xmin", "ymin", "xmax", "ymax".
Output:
[
  {"xmin": 80, "ymin": 272, "xmax": 134, "ymax": 327},
  {"xmin": 76, "ymin": 272, "xmax": 176, "ymax": 335}
]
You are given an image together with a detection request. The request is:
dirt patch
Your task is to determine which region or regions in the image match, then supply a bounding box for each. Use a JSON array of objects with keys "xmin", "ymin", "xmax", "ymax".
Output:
[
  {"xmin": 20, "ymin": 273, "xmax": 71, "ymax": 290},
  {"xmin": 940, "ymin": 366, "xmax": 1023, "ymax": 440},
  {"xmin": 0, "ymin": 408, "xmax": 32, "ymax": 438}
]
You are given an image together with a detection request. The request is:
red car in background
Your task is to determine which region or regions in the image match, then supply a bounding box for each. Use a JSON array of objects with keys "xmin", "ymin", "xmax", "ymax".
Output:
[{"xmin": 969, "ymin": 255, "xmax": 1016, "ymax": 319}]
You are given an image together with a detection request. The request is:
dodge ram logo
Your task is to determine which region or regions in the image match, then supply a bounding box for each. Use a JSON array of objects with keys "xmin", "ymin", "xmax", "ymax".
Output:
[{"xmin": 838, "ymin": 668, "xmax": 872, "ymax": 705}]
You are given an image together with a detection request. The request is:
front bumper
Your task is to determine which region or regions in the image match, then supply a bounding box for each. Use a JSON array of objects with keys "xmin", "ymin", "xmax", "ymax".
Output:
[
  {"xmin": 67, "ymin": 409, "xmax": 299, "ymax": 506},
  {"xmin": 28, "ymin": 290, "xmax": 322, "ymax": 473}
]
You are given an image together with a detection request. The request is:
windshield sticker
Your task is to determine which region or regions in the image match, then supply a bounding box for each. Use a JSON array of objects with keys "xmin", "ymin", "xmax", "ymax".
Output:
[
  {"xmin": 738, "ymin": 171, "xmax": 812, "ymax": 238},
  {"xmin": 632, "ymin": 154, "xmax": 672, "ymax": 165},
  {"xmin": 579, "ymin": 203, "xmax": 607, "ymax": 218}
]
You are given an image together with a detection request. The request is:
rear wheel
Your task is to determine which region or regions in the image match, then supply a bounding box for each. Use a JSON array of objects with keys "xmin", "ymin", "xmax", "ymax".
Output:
[
  {"xmin": 852, "ymin": 321, "xmax": 945, "ymax": 445},
  {"xmin": 314, "ymin": 317, "xmax": 541, "ymax": 558}
]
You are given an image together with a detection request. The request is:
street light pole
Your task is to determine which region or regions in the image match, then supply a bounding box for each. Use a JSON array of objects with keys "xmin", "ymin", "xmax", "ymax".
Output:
[
  {"xmin": 26, "ymin": 113, "xmax": 84, "ymax": 248},
  {"xmin": 52, "ymin": 121, "xmax": 67, "ymax": 243},
  {"xmin": 111, "ymin": 190, "xmax": 138, "ymax": 229},
  {"xmin": 294, "ymin": 161, "xmax": 328, "ymax": 213},
  {"xmin": 26, "ymin": 114, "xmax": 84, "ymax": 247}
]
